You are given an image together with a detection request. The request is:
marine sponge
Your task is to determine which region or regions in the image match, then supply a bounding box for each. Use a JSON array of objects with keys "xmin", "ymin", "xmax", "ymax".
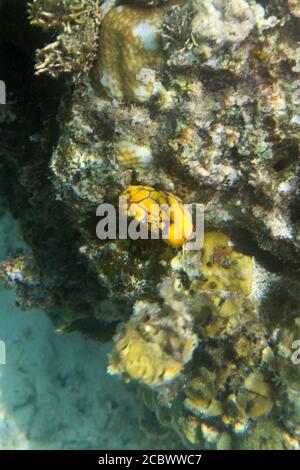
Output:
[
  {"xmin": 92, "ymin": 5, "xmax": 164, "ymax": 102},
  {"xmin": 108, "ymin": 300, "xmax": 198, "ymax": 387},
  {"xmin": 121, "ymin": 185, "xmax": 193, "ymax": 247}
]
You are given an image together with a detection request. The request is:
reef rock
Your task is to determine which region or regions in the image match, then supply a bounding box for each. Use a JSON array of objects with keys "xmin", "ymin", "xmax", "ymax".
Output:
[{"xmin": 1, "ymin": 0, "xmax": 300, "ymax": 450}]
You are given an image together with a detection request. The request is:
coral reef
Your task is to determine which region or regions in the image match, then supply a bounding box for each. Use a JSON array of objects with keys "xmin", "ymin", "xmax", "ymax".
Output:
[
  {"xmin": 108, "ymin": 230, "xmax": 254, "ymax": 392},
  {"xmin": 1, "ymin": 0, "xmax": 300, "ymax": 450},
  {"xmin": 136, "ymin": 233, "xmax": 300, "ymax": 449}
]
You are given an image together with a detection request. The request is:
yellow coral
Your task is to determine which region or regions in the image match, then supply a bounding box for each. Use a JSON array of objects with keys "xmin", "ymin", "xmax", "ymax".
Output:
[
  {"xmin": 222, "ymin": 371, "xmax": 273, "ymax": 429},
  {"xmin": 184, "ymin": 373, "xmax": 224, "ymax": 418},
  {"xmin": 179, "ymin": 417, "xmax": 200, "ymax": 445},
  {"xmin": 185, "ymin": 392, "xmax": 223, "ymax": 418},
  {"xmin": 120, "ymin": 185, "xmax": 193, "ymax": 247},
  {"xmin": 171, "ymin": 230, "xmax": 253, "ymax": 323},
  {"xmin": 201, "ymin": 231, "xmax": 253, "ymax": 296},
  {"xmin": 108, "ymin": 324, "xmax": 183, "ymax": 386},
  {"xmin": 93, "ymin": 5, "xmax": 164, "ymax": 102},
  {"xmin": 108, "ymin": 301, "xmax": 197, "ymax": 387}
]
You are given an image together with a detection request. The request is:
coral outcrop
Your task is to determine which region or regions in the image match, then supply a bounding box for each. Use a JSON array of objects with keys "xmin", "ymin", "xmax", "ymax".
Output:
[{"xmin": 1, "ymin": 0, "xmax": 300, "ymax": 450}]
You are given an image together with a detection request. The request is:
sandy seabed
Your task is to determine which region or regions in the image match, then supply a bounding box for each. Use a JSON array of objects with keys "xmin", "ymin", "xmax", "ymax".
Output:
[{"xmin": 0, "ymin": 207, "xmax": 164, "ymax": 450}]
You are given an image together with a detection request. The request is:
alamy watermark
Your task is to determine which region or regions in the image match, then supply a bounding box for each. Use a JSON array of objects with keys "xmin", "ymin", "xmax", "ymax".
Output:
[
  {"xmin": 0, "ymin": 80, "xmax": 6, "ymax": 105},
  {"xmin": 0, "ymin": 340, "xmax": 6, "ymax": 365},
  {"xmin": 291, "ymin": 340, "xmax": 300, "ymax": 365},
  {"xmin": 95, "ymin": 197, "xmax": 204, "ymax": 251}
]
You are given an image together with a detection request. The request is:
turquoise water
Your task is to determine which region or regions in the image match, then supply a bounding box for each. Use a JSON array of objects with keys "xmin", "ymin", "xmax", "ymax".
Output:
[{"xmin": 0, "ymin": 210, "xmax": 167, "ymax": 450}]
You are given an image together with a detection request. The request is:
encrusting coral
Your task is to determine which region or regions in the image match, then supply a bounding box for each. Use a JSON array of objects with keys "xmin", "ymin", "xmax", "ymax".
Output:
[
  {"xmin": 1, "ymin": 0, "xmax": 300, "ymax": 450},
  {"xmin": 135, "ymin": 232, "xmax": 298, "ymax": 449},
  {"xmin": 108, "ymin": 231, "xmax": 254, "ymax": 391},
  {"xmin": 108, "ymin": 300, "xmax": 198, "ymax": 386},
  {"xmin": 92, "ymin": 4, "xmax": 165, "ymax": 102}
]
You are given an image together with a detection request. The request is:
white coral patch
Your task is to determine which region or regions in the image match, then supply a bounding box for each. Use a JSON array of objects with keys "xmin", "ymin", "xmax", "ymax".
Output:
[
  {"xmin": 136, "ymin": 67, "xmax": 156, "ymax": 84},
  {"xmin": 100, "ymin": 73, "xmax": 123, "ymax": 99},
  {"xmin": 291, "ymin": 115, "xmax": 300, "ymax": 125},
  {"xmin": 268, "ymin": 214, "xmax": 293, "ymax": 240},
  {"xmin": 192, "ymin": 0, "xmax": 255, "ymax": 46},
  {"xmin": 278, "ymin": 182, "xmax": 293, "ymax": 194},
  {"xmin": 131, "ymin": 144, "xmax": 152, "ymax": 165},
  {"xmin": 133, "ymin": 85, "xmax": 152, "ymax": 100},
  {"xmin": 132, "ymin": 21, "xmax": 159, "ymax": 50}
]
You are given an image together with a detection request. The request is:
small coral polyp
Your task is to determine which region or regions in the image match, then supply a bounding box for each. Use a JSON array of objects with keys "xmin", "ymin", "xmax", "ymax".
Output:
[
  {"xmin": 120, "ymin": 185, "xmax": 193, "ymax": 247},
  {"xmin": 93, "ymin": 5, "xmax": 164, "ymax": 102}
]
